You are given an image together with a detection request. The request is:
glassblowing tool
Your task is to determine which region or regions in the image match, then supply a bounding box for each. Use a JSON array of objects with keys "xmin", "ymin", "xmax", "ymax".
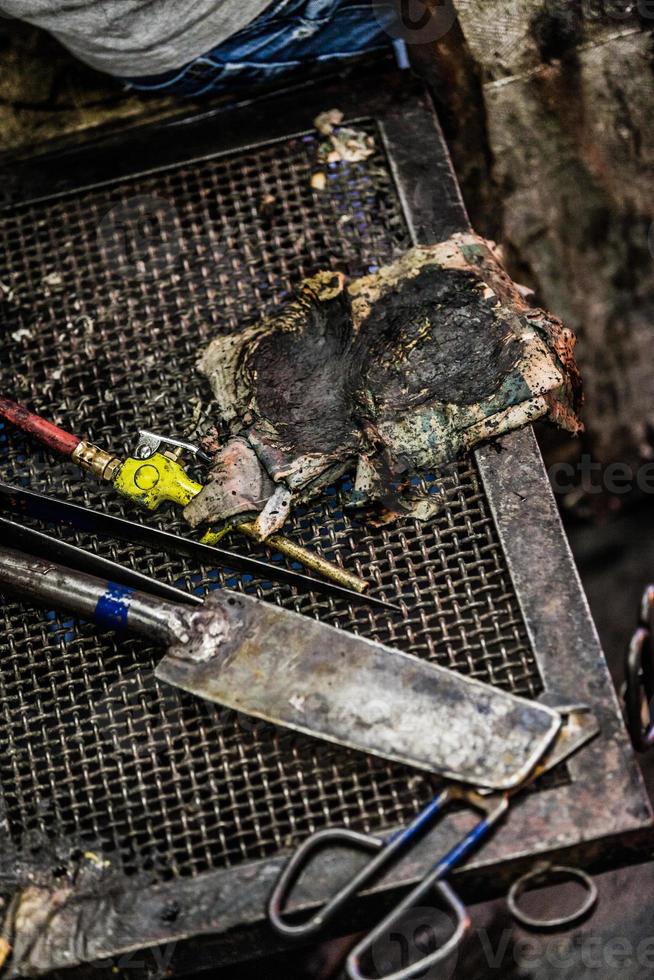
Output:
[
  {"xmin": 0, "ymin": 514, "xmax": 203, "ymax": 608},
  {"xmin": 0, "ymin": 482, "xmax": 397, "ymax": 611},
  {"xmin": 269, "ymin": 707, "xmax": 600, "ymax": 980},
  {"xmin": 0, "ymin": 396, "xmax": 369, "ymax": 594},
  {"xmin": 0, "ymin": 544, "xmax": 562, "ymax": 787}
]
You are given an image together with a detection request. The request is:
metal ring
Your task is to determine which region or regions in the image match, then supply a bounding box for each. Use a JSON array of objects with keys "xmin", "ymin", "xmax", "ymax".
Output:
[
  {"xmin": 624, "ymin": 627, "xmax": 654, "ymax": 751},
  {"xmin": 507, "ymin": 865, "xmax": 598, "ymax": 931}
]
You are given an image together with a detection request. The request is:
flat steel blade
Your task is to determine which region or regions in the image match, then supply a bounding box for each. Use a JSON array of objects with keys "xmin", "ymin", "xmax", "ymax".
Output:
[{"xmin": 155, "ymin": 591, "xmax": 561, "ymax": 790}]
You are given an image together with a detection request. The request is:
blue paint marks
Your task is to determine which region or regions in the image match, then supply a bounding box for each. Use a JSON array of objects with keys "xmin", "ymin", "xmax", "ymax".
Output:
[
  {"xmin": 46, "ymin": 609, "xmax": 78, "ymax": 644},
  {"xmin": 389, "ymin": 793, "xmax": 447, "ymax": 847},
  {"xmin": 95, "ymin": 582, "xmax": 135, "ymax": 631},
  {"xmin": 437, "ymin": 817, "xmax": 492, "ymax": 875}
]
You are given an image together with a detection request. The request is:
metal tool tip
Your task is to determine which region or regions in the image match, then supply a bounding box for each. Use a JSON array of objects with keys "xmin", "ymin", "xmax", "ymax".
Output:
[{"xmin": 363, "ymin": 595, "xmax": 402, "ymax": 613}]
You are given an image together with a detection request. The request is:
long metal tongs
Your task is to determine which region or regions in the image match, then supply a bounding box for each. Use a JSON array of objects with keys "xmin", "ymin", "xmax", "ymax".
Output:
[
  {"xmin": 0, "ymin": 482, "xmax": 396, "ymax": 610},
  {"xmin": 269, "ymin": 706, "xmax": 599, "ymax": 980},
  {"xmin": 0, "ymin": 396, "xmax": 371, "ymax": 594}
]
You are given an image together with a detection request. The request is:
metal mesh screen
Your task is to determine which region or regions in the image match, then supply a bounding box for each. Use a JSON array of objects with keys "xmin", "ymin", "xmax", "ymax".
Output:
[{"xmin": 0, "ymin": 122, "xmax": 543, "ymax": 882}]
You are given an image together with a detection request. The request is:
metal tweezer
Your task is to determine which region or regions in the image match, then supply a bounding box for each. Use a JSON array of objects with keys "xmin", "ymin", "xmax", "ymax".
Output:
[{"xmin": 0, "ymin": 482, "xmax": 398, "ymax": 611}]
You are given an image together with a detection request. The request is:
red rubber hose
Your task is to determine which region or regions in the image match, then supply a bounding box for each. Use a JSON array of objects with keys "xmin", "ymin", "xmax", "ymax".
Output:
[{"xmin": 0, "ymin": 396, "xmax": 81, "ymax": 457}]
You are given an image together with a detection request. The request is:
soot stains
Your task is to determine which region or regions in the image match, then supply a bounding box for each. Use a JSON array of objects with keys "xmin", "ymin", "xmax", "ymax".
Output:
[
  {"xmin": 248, "ymin": 266, "xmax": 522, "ymax": 460},
  {"xmin": 248, "ymin": 284, "xmax": 358, "ymax": 456},
  {"xmin": 530, "ymin": 0, "xmax": 583, "ymax": 62},
  {"xmin": 195, "ymin": 235, "xmax": 582, "ymax": 531},
  {"xmin": 358, "ymin": 266, "xmax": 522, "ymax": 412}
]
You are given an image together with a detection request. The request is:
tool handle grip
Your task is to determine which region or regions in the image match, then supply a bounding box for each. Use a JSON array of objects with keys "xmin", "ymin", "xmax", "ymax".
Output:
[
  {"xmin": 0, "ymin": 396, "xmax": 81, "ymax": 457},
  {"xmin": 346, "ymin": 880, "xmax": 470, "ymax": 980},
  {"xmin": 269, "ymin": 827, "xmax": 384, "ymax": 940},
  {"xmin": 269, "ymin": 790, "xmax": 457, "ymax": 942},
  {"xmin": 0, "ymin": 545, "xmax": 185, "ymax": 645}
]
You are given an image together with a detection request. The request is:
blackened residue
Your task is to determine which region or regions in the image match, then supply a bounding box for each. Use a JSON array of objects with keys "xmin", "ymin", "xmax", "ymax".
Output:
[
  {"xmin": 358, "ymin": 266, "xmax": 522, "ymax": 413},
  {"xmin": 247, "ymin": 283, "xmax": 359, "ymax": 456},
  {"xmin": 245, "ymin": 265, "xmax": 522, "ymax": 461}
]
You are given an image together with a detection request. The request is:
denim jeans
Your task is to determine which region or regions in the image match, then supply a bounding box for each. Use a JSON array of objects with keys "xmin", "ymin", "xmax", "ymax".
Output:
[{"xmin": 126, "ymin": 0, "xmax": 391, "ymax": 97}]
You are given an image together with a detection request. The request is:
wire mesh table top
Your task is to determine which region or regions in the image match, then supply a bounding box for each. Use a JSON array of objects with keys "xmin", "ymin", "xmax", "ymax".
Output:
[{"xmin": 0, "ymin": 121, "xmax": 542, "ymax": 884}]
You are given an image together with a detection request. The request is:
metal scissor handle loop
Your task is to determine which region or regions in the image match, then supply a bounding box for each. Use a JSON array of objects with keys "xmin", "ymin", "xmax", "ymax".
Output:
[
  {"xmin": 624, "ymin": 625, "xmax": 654, "ymax": 751},
  {"xmin": 639, "ymin": 584, "xmax": 654, "ymax": 634},
  {"xmin": 269, "ymin": 790, "xmax": 457, "ymax": 941},
  {"xmin": 268, "ymin": 827, "xmax": 384, "ymax": 939},
  {"xmin": 346, "ymin": 879, "xmax": 469, "ymax": 980}
]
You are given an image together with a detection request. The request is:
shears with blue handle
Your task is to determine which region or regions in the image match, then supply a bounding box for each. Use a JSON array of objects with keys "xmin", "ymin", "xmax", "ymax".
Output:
[{"xmin": 269, "ymin": 706, "xmax": 599, "ymax": 980}]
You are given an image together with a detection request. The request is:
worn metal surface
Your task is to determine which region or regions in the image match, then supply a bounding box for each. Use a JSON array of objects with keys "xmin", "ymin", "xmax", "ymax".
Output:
[
  {"xmin": 0, "ymin": 546, "xmax": 184, "ymax": 645},
  {"xmin": 0, "ymin": 543, "xmax": 560, "ymax": 786},
  {"xmin": 268, "ymin": 708, "xmax": 598, "ymax": 946},
  {"xmin": 0, "ymin": 67, "xmax": 649, "ymax": 976},
  {"xmin": 158, "ymin": 590, "xmax": 560, "ymax": 789}
]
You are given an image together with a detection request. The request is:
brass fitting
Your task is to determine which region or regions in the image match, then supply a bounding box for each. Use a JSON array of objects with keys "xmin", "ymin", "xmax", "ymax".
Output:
[{"xmin": 72, "ymin": 441, "xmax": 122, "ymax": 482}]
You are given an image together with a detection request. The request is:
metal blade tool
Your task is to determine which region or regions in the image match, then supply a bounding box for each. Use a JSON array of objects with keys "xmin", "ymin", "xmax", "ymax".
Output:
[{"xmin": 0, "ymin": 545, "xmax": 561, "ymax": 785}]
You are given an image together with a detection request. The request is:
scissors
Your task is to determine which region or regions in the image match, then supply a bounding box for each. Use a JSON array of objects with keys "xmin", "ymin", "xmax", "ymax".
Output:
[{"xmin": 269, "ymin": 706, "xmax": 599, "ymax": 980}]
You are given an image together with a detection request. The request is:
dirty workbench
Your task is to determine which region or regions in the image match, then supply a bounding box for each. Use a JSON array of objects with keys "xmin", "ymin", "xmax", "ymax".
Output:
[{"xmin": 0, "ymin": 17, "xmax": 653, "ymax": 980}]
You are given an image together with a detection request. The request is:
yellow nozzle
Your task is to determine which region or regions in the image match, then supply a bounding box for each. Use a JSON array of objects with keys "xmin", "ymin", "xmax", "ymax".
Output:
[{"xmin": 113, "ymin": 453, "xmax": 203, "ymax": 511}]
